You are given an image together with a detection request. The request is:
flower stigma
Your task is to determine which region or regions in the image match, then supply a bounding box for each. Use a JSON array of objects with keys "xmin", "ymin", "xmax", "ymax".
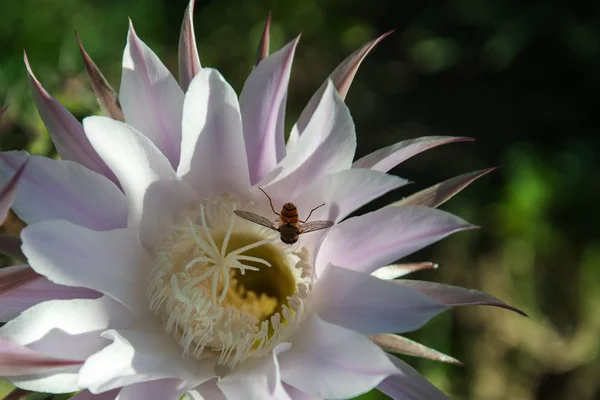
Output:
[{"xmin": 148, "ymin": 196, "xmax": 312, "ymax": 369}]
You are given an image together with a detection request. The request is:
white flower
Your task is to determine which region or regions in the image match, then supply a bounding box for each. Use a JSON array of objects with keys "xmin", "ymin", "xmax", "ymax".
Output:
[{"xmin": 0, "ymin": 2, "xmax": 523, "ymax": 399}]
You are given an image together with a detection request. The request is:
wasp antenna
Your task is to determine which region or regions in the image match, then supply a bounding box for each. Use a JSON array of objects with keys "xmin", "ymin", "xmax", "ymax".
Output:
[
  {"xmin": 258, "ymin": 187, "xmax": 279, "ymax": 216},
  {"xmin": 303, "ymin": 203, "xmax": 326, "ymax": 223}
]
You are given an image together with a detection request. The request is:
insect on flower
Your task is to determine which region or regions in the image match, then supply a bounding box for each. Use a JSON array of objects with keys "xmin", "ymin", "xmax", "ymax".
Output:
[{"xmin": 234, "ymin": 188, "xmax": 334, "ymax": 244}]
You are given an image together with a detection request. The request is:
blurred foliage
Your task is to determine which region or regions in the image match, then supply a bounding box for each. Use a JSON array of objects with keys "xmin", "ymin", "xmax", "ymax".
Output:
[{"xmin": 1, "ymin": 0, "xmax": 599, "ymax": 399}]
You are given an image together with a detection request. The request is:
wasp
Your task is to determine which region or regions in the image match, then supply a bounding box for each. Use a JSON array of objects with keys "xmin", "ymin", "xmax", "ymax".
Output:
[{"xmin": 233, "ymin": 188, "xmax": 334, "ymax": 244}]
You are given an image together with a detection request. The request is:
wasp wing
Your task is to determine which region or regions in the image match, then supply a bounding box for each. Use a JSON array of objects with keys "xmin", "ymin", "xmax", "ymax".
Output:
[
  {"xmin": 299, "ymin": 220, "xmax": 334, "ymax": 234},
  {"xmin": 233, "ymin": 210, "xmax": 278, "ymax": 231}
]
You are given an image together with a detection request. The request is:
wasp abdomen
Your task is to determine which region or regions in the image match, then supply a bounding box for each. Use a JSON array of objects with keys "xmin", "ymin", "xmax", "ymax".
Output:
[{"xmin": 280, "ymin": 203, "xmax": 298, "ymax": 224}]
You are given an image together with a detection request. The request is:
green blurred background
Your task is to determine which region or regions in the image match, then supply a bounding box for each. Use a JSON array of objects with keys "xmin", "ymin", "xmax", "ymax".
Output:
[{"xmin": 1, "ymin": 0, "xmax": 599, "ymax": 399}]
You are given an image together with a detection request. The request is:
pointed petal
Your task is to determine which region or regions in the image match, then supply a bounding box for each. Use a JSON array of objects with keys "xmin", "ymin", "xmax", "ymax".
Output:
[
  {"xmin": 76, "ymin": 32, "xmax": 125, "ymax": 121},
  {"xmin": 0, "ymin": 151, "xmax": 127, "ymax": 230},
  {"xmin": 377, "ymin": 354, "xmax": 450, "ymax": 400},
  {"xmin": 316, "ymin": 206, "xmax": 476, "ymax": 275},
  {"xmin": 0, "ymin": 297, "xmax": 134, "ymax": 393},
  {"xmin": 392, "ymin": 167, "xmax": 498, "ymax": 208},
  {"xmin": 262, "ymin": 81, "xmax": 356, "ymax": 201},
  {"xmin": 24, "ymin": 53, "xmax": 118, "ymax": 183},
  {"xmin": 0, "ymin": 338, "xmax": 82, "ymax": 376},
  {"xmin": 255, "ymin": 12, "xmax": 272, "ymax": 66},
  {"xmin": 0, "ymin": 265, "xmax": 100, "ymax": 322},
  {"xmin": 178, "ymin": 68, "xmax": 250, "ymax": 197},
  {"xmin": 292, "ymin": 168, "xmax": 409, "ymax": 223},
  {"xmin": 83, "ymin": 116, "xmax": 196, "ymax": 243},
  {"xmin": 21, "ymin": 221, "xmax": 146, "ymax": 313},
  {"xmin": 281, "ymin": 384, "xmax": 320, "ymax": 400},
  {"xmin": 178, "ymin": 0, "xmax": 201, "ymax": 91},
  {"xmin": 279, "ymin": 314, "xmax": 396, "ymax": 399},
  {"xmin": 352, "ymin": 136, "xmax": 473, "ymax": 172},
  {"xmin": 0, "ymin": 157, "xmax": 29, "ymax": 223},
  {"xmin": 371, "ymin": 334, "xmax": 462, "ymax": 365},
  {"xmin": 313, "ymin": 265, "xmax": 447, "ymax": 335},
  {"xmin": 218, "ymin": 344, "xmax": 291, "ymax": 400},
  {"xmin": 0, "ymin": 234, "xmax": 25, "ymax": 260},
  {"xmin": 394, "ymin": 280, "xmax": 527, "ymax": 316},
  {"xmin": 240, "ymin": 37, "xmax": 299, "ymax": 184},
  {"xmin": 79, "ymin": 328, "xmax": 213, "ymax": 393},
  {"xmin": 288, "ymin": 31, "xmax": 393, "ymax": 146},
  {"xmin": 372, "ymin": 262, "xmax": 438, "ymax": 280},
  {"xmin": 120, "ymin": 21, "xmax": 185, "ymax": 167},
  {"xmin": 116, "ymin": 379, "xmax": 188, "ymax": 400}
]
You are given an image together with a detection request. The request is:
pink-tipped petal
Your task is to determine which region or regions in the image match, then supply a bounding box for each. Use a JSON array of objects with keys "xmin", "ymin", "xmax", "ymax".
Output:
[
  {"xmin": 76, "ymin": 32, "xmax": 125, "ymax": 121},
  {"xmin": 240, "ymin": 36, "xmax": 299, "ymax": 184},
  {"xmin": 0, "ymin": 234, "xmax": 25, "ymax": 261},
  {"xmin": 395, "ymin": 280, "xmax": 527, "ymax": 316},
  {"xmin": 279, "ymin": 314, "xmax": 397, "ymax": 399},
  {"xmin": 178, "ymin": 69, "xmax": 250, "ymax": 197},
  {"xmin": 178, "ymin": 0, "xmax": 202, "ymax": 91},
  {"xmin": 371, "ymin": 262, "xmax": 438, "ymax": 280},
  {"xmin": 0, "ymin": 151, "xmax": 127, "ymax": 231},
  {"xmin": 23, "ymin": 53, "xmax": 117, "ymax": 184},
  {"xmin": 312, "ymin": 265, "xmax": 447, "ymax": 335},
  {"xmin": 316, "ymin": 206, "xmax": 476, "ymax": 276},
  {"xmin": 377, "ymin": 354, "xmax": 450, "ymax": 399},
  {"xmin": 370, "ymin": 334, "xmax": 463, "ymax": 365},
  {"xmin": 352, "ymin": 136, "xmax": 473, "ymax": 172},
  {"xmin": 0, "ymin": 265, "xmax": 101, "ymax": 322},
  {"xmin": 392, "ymin": 167, "xmax": 499, "ymax": 208},
  {"xmin": 0, "ymin": 157, "xmax": 29, "ymax": 224},
  {"xmin": 79, "ymin": 329, "xmax": 213, "ymax": 393},
  {"xmin": 0, "ymin": 338, "xmax": 83, "ymax": 376},
  {"xmin": 255, "ymin": 12, "xmax": 272, "ymax": 66},
  {"xmin": 21, "ymin": 221, "xmax": 146, "ymax": 313},
  {"xmin": 288, "ymin": 31, "xmax": 393, "ymax": 147},
  {"xmin": 261, "ymin": 81, "xmax": 356, "ymax": 201},
  {"xmin": 120, "ymin": 21, "xmax": 185, "ymax": 168}
]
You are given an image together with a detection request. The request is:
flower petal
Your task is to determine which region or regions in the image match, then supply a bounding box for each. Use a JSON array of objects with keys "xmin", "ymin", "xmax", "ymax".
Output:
[
  {"xmin": 120, "ymin": 21, "xmax": 184, "ymax": 167},
  {"xmin": 0, "ymin": 234, "xmax": 24, "ymax": 261},
  {"xmin": 178, "ymin": 0, "xmax": 202, "ymax": 91},
  {"xmin": 0, "ymin": 157, "xmax": 28, "ymax": 224},
  {"xmin": 312, "ymin": 265, "xmax": 447, "ymax": 335},
  {"xmin": 116, "ymin": 378, "xmax": 188, "ymax": 400},
  {"xmin": 370, "ymin": 334, "xmax": 462, "ymax": 365},
  {"xmin": 281, "ymin": 383, "xmax": 321, "ymax": 400},
  {"xmin": 76, "ymin": 32, "xmax": 125, "ymax": 121},
  {"xmin": 0, "ymin": 265, "xmax": 100, "ymax": 322},
  {"xmin": 279, "ymin": 314, "xmax": 396, "ymax": 399},
  {"xmin": 218, "ymin": 344, "xmax": 291, "ymax": 400},
  {"xmin": 0, "ymin": 338, "xmax": 82, "ymax": 376},
  {"xmin": 79, "ymin": 328, "xmax": 213, "ymax": 393},
  {"xmin": 24, "ymin": 53, "xmax": 117, "ymax": 184},
  {"xmin": 178, "ymin": 68, "xmax": 250, "ymax": 197},
  {"xmin": 352, "ymin": 136, "xmax": 473, "ymax": 172},
  {"xmin": 316, "ymin": 206, "xmax": 476, "ymax": 275},
  {"xmin": 192, "ymin": 379, "xmax": 226, "ymax": 400},
  {"xmin": 21, "ymin": 221, "xmax": 146, "ymax": 313},
  {"xmin": 262, "ymin": 81, "xmax": 356, "ymax": 201},
  {"xmin": 394, "ymin": 280, "xmax": 527, "ymax": 316},
  {"xmin": 0, "ymin": 151, "xmax": 127, "ymax": 230},
  {"xmin": 292, "ymin": 168, "xmax": 409, "ymax": 223},
  {"xmin": 255, "ymin": 13, "xmax": 272, "ymax": 66},
  {"xmin": 0, "ymin": 297, "xmax": 133, "ymax": 393},
  {"xmin": 390, "ymin": 167, "xmax": 498, "ymax": 208},
  {"xmin": 239, "ymin": 37, "xmax": 299, "ymax": 184},
  {"xmin": 72, "ymin": 389, "xmax": 121, "ymax": 400},
  {"xmin": 288, "ymin": 31, "xmax": 393, "ymax": 147},
  {"xmin": 371, "ymin": 262, "xmax": 438, "ymax": 280},
  {"xmin": 377, "ymin": 354, "xmax": 449, "ymax": 399},
  {"xmin": 82, "ymin": 116, "xmax": 196, "ymax": 242}
]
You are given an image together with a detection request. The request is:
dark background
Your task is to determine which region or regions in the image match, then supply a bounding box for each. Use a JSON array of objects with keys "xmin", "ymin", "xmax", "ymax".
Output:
[{"xmin": 1, "ymin": 0, "xmax": 599, "ymax": 399}]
